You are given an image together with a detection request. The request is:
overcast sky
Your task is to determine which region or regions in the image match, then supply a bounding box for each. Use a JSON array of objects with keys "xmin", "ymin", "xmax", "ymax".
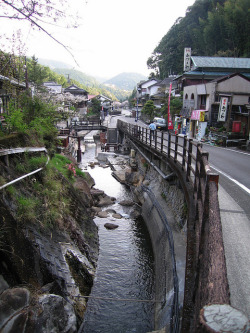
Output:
[{"xmin": 1, "ymin": 0, "xmax": 195, "ymax": 79}]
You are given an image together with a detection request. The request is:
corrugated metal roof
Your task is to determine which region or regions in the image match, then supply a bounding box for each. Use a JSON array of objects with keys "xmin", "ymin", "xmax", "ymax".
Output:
[{"xmin": 191, "ymin": 56, "xmax": 250, "ymax": 69}]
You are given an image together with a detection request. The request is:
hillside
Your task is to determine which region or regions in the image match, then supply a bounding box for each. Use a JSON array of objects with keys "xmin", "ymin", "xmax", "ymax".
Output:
[
  {"xmin": 103, "ymin": 72, "xmax": 147, "ymax": 91},
  {"xmin": 147, "ymin": 0, "xmax": 250, "ymax": 78}
]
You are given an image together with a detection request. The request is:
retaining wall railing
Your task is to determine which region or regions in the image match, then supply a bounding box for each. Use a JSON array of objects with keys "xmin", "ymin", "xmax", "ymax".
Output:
[
  {"xmin": 117, "ymin": 120, "xmax": 231, "ymax": 332},
  {"xmin": 0, "ymin": 147, "xmax": 48, "ymax": 190}
]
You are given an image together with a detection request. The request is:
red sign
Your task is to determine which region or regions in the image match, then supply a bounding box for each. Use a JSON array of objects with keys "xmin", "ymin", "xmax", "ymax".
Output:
[{"xmin": 168, "ymin": 83, "xmax": 173, "ymax": 130}]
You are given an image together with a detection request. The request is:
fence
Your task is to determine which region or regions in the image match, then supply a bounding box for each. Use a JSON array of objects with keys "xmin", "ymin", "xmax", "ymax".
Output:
[
  {"xmin": 117, "ymin": 120, "xmax": 231, "ymax": 332},
  {"xmin": 0, "ymin": 147, "xmax": 49, "ymax": 191}
]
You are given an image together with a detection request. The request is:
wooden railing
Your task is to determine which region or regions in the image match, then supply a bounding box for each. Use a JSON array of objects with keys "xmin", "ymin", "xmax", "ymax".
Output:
[{"xmin": 117, "ymin": 120, "xmax": 234, "ymax": 333}]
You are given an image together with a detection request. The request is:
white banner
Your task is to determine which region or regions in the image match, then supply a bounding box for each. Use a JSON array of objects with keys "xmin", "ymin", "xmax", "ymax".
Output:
[
  {"xmin": 184, "ymin": 48, "xmax": 191, "ymax": 71},
  {"xmin": 218, "ymin": 97, "xmax": 228, "ymax": 122}
]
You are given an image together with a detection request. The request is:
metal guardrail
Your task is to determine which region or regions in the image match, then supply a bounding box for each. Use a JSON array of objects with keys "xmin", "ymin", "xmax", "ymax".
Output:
[
  {"xmin": 0, "ymin": 147, "xmax": 49, "ymax": 190},
  {"xmin": 117, "ymin": 120, "xmax": 231, "ymax": 333}
]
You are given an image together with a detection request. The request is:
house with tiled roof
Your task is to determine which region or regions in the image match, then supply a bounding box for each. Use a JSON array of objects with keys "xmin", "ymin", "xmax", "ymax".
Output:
[
  {"xmin": 174, "ymin": 56, "xmax": 250, "ymax": 91},
  {"xmin": 181, "ymin": 72, "xmax": 250, "ymax": 141}
]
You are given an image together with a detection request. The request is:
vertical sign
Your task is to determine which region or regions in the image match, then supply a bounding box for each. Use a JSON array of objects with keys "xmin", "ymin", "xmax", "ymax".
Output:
[
  {"xmin": 218, "ymin": 97, "xmax": 228, "ymax": 122},
  {"xmin": 168, "ymin": 83, "xmax": 174, "ymax": 130},
  {"xmin": 184, "ymin": 48, "xmax": 191, "ymax": 71}
]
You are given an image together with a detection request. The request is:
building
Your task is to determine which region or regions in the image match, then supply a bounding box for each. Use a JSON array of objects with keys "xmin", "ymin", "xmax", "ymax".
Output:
[
  {"xmin": 64, "ymin": 84, "xmax": 88, "ymax": 115},
  {"xmin": 181, "ymin": 73, "xmax": 250, "ymax": 140},
  {"xmin": 174, "ymin": 56, "xmax": 250, "ymax": 92},
  {"xmin": 0, "ymin": 75, "xmax": 26, "ymax": 114}
]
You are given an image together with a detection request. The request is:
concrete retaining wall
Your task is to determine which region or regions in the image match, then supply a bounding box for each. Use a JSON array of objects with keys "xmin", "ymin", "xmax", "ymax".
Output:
[{"xmin": 133, "ymin": 157, "xmax": 187, "ymax": 331}]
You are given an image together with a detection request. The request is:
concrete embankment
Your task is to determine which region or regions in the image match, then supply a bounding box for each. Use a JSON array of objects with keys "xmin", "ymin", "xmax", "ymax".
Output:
[{"xmin": 108, "ymin": 149, "xmax": 187, "ymax": 331}]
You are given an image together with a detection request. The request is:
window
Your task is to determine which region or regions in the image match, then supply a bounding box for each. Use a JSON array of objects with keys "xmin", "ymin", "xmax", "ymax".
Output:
[
  {"xmin": 191, "ymin": 93, "xmax": 194, "ymax": 99},
  {"xmin": 185, "ymin": 93, "xmax": 188, "ymax": 99}
]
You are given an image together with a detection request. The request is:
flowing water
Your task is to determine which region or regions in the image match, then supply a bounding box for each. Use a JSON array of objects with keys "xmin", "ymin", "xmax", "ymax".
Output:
[{"xmin": 80, "ymin": 143, "xmax": 155, "ymax": 333}]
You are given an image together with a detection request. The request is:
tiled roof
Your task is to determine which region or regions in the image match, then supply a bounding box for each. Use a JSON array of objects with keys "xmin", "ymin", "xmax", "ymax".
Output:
[{"xmin": 191, "ymin": 56, "xmax": 250, "ymax": 69}]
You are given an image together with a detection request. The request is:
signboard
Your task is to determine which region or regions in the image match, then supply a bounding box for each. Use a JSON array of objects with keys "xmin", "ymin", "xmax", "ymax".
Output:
[
  {"xmin": 167, "ymin": 83, "xmax": 174, "ymax": 130},
  {"xmin": 218, "ymin": 97, "xmax": 228, "ymax": 122},
  {"xmin": 191, "ymin": 110, "xmax": 205, "ymax": 121},
  {"xmin": 184, "ymin": 48, "xmax": 191, "ymax": 71}
]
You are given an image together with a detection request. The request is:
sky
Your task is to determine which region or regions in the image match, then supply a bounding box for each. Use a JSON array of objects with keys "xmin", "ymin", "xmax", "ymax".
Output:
[{"xmin": 1, "ymin": 0, "xmax": 196, "ymax": 79}]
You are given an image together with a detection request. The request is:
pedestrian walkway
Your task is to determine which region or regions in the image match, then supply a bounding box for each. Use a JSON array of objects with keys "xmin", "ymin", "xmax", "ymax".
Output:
[{"xmin": 218, "ymin": 185, "xmax": 250, "ymax": 319}]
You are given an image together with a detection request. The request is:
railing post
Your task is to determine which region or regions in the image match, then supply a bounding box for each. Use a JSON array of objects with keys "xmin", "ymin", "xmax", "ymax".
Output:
[
  {"xmin": 174, "ymin": 134, "xmax": 178, "ymax": 163},
  {"xmin": 182, "ymin": 135, "xmax": 187, "ymax": 170},
  {"xmin": 154, "ymin": 130, "xmax": 157, "ymax": 149},
  {"xmin": 186, "ymin": 139, "xmax": 193, "ymax": 182},
  {"xmin": 168, "ymin": 132, "xmax": 171, "ymax": 158},
  {"xmin": 161, "ymin": 131, "xmax": 164, "ymax": 154}
]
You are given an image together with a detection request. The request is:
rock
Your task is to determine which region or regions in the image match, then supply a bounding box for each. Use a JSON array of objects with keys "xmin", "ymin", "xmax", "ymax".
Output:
[
  {"xmin": 0, "ymin": 275, "xmax": 9, "ymax": 294},
  {"xmin": 90, "ymin": 189, "xmax": 104, "ymax": 196},
  {"xmin": 91, "ymin": 206, "xmax": 102, "ymax": 213},
  {"xmin": 106, "ymin": 209, "xmax": 116, "ymax": 214},
  {"xmin": 112, "ymin": 213, "xmax": 122, "ymax": 219},
  {"xmin": 0, "ymin": 288, "xmax": 30, "ymax": 330},
  {"xmin": 97, "ymin": 195, "xmax": 116, "ymax": 207},
  {"xmin": 112, "ymin": 171, "xmax": 126, "ymax": 184},
  {"xmin": 119, "ymin": 199, "xmax": 134, "ymax": 206},
  {"xmin": 36, "ymin": 294, "xmax": 77, "ymax": 333},
  {"xmin": 104, "ymin": 223, "xmax": 119, "ymax": 230},
  {"xmin": 97, "ymin": 211, "xmax": 109, "ymax": 218},
  {"xmin": 73, "ymin": 178, "xmax": 93, "ymax": 207},
  {"xmin": 130, "ymin": 209, "xmax": 141, "ymax": 219}
]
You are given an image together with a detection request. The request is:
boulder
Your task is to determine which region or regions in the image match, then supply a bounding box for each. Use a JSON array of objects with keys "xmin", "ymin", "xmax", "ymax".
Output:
[
  {"xmin": 119, "ymin": 199, "xmax": 134, "ymax": 206},
  {"xmin": 104, "ymin": 223, "xmax": 119, "ymax": 230},
  {"xmin": 0, "ymin": 288, "xmax": 30, "ymax": 330},
  {"xmin": 112, "ymin": 213, "xmax": 122, "ymax": 219},
  {"xmin": 97, "ymin": 211, "xmax": 109, "ymax": 218},
  {"xmin": 36, "ymin": 294, "xmax": 77, "ymax": 333},
  {"xmin": 97, "ymin": 195, "xmax": 116, "ymax": 207}
]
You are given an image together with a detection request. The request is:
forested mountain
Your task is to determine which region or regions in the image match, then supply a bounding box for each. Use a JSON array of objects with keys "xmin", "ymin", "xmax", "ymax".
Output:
[
  {"xmin": 103, "ymin": 72, "xmax": 147, "ymax": 91},
  {"xmin": 147, "ymin": 0, "xmax": 250, "ymax": 78},
  {"xmin": 43, "ymin": 66, "xmax": 133, "ymax": 101}
]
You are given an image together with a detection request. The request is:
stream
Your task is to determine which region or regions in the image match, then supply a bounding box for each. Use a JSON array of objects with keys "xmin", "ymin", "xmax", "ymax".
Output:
[{"xmin": 79, "ymin": 143, "xmax": 155, "ymax": 333}]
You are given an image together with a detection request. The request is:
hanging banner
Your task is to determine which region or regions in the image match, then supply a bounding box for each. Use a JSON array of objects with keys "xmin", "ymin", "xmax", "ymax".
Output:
[
  {"xmin": 218, "ymin": 97, "xmax": 228, "ymax": 122},
  {"xmin": 168, "ymin": 83, "xmax": 174, "ymax": 130}
]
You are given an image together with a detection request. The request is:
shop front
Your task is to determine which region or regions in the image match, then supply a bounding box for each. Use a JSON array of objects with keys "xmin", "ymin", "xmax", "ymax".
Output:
[{"xmin": 189, "ymin": 110, "xmax": 207, "ymax": 140}]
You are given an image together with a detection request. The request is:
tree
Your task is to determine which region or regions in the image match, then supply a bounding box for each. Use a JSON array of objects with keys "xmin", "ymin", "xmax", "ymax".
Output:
[
  {"xmin": 147, "ymin": 0, "xmax": 250, "ymax": 78},
  {"xmin": 141, "ymin": 100, "xmax": 156, "ymax": 120},
  {"xmin": 88, "ymin": 98, "xmax": 101, "ymax": 115},
  {"xmin": 0, "ymin": 0, "xmax": 82, "ymax": 62}
]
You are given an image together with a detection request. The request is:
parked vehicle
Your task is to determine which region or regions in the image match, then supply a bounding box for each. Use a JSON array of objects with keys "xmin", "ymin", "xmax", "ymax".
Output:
[{"xmin": 153, "ymin": 117, "xmax": 167, "ymax": 130}]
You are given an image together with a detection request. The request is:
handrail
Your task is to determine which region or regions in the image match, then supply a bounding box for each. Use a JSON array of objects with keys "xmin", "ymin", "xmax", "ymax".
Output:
[
  {"xmin": 0, "ymin": 147, "xmax": 49, "ymax": 190},
  {"xmin": 117, "ymin": 120, "xmax": 231, "ymax": 333}
]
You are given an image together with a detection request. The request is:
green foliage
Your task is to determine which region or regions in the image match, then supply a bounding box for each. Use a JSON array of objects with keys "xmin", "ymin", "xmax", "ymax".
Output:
[
  {"xmin": 14, "ymin": 154, "xmax": 47, "ymax": 174},
  {"xmin": 147, "ymin": 0, "xmax": 250, "ymax": 78},
  {"xmin": 141, "ymin": 100, "xmax": 156, "ymax": 120},
  {"xmin": 17, "ymin": 196, "xmax": 40, "ymax": 222},
  {"xmin": 49, "ymin": 154, "xmax": 86, "ymax": 182},
  {"xmin": 5, "ymin": 93, "xmax": 60, "ymax": 150},
  {"xmin": 88, "ymin": 98, "xmax": 101, "ymax": 115},
  {"xmin": 5, "ymin": 106, "xmax": 28, "ymax": 133}
]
